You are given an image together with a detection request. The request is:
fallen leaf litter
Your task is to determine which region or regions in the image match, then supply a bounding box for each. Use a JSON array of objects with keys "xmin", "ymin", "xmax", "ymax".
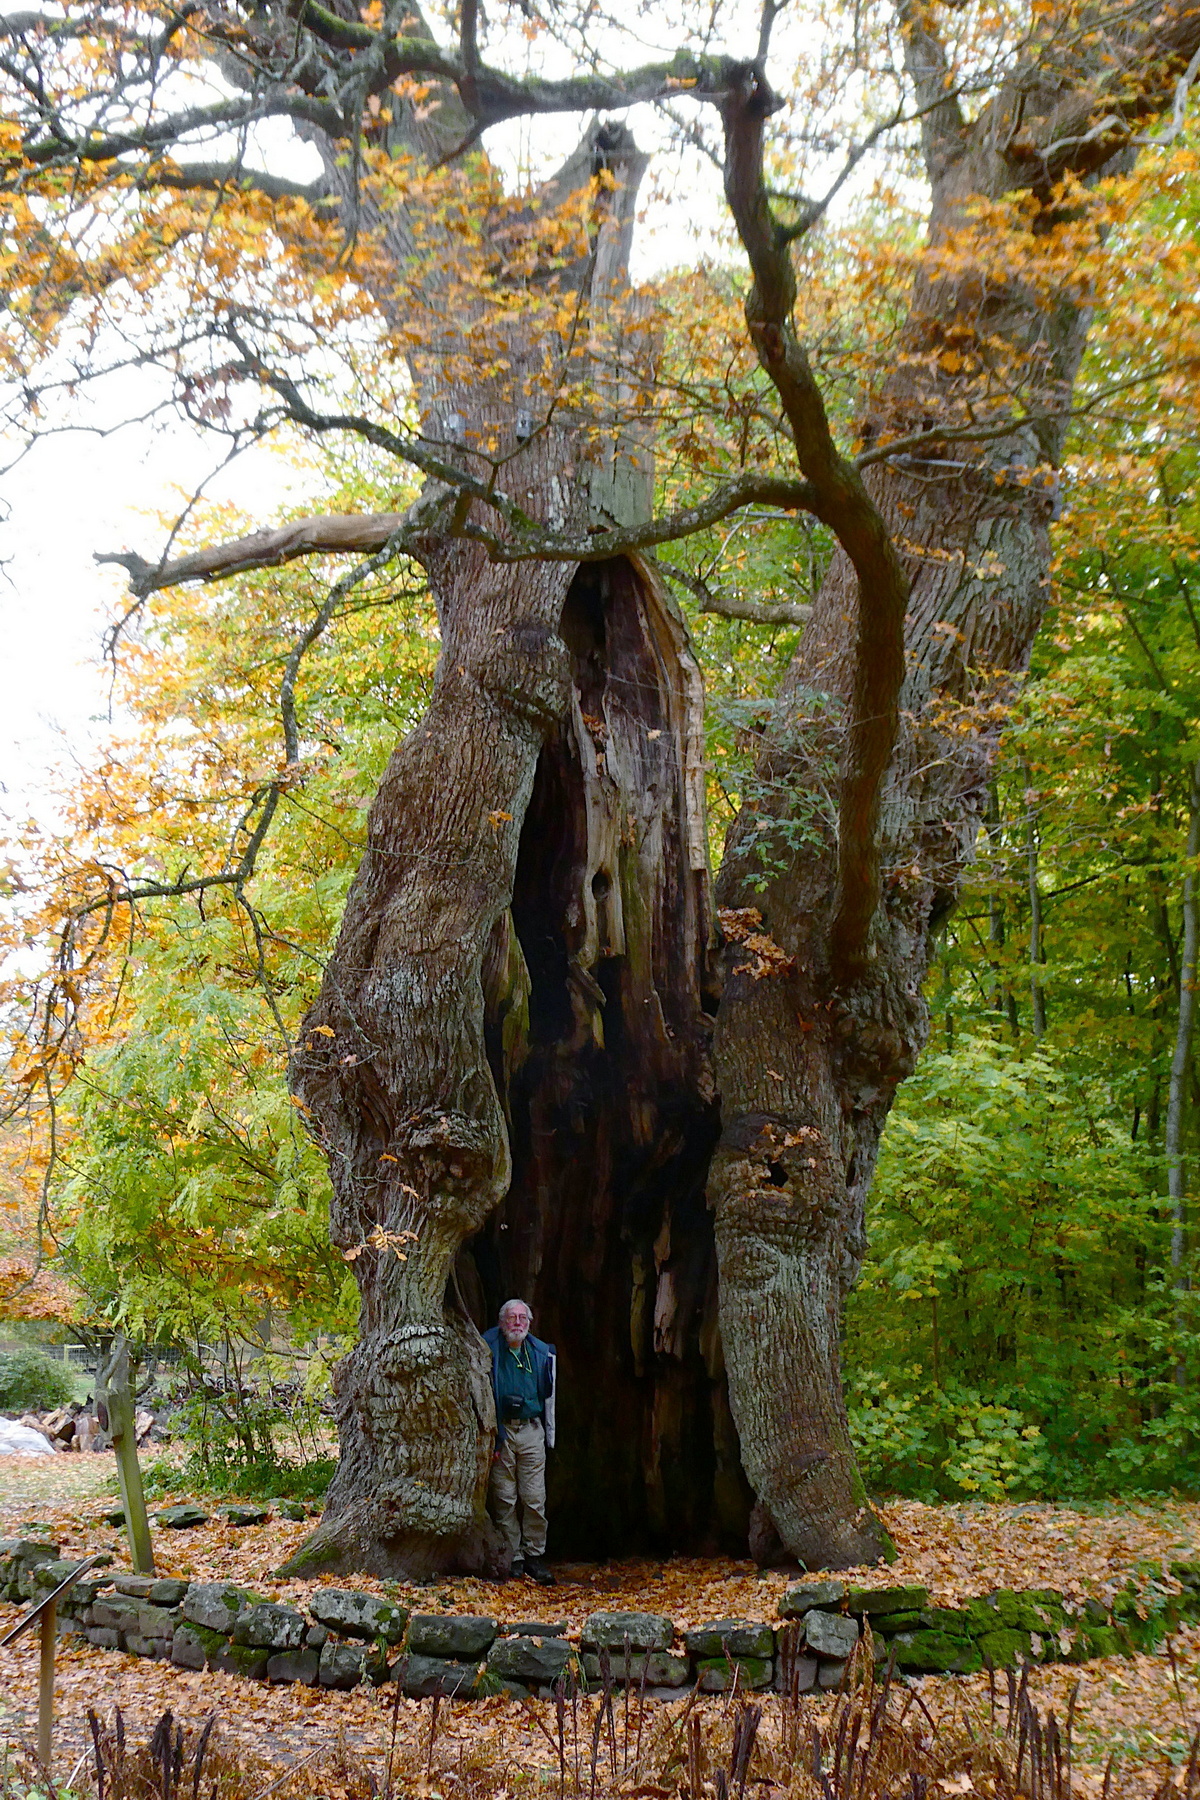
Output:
[{"xmin": 1, "ymin": 1460, "xmax": 1199, "ymax": 1791}]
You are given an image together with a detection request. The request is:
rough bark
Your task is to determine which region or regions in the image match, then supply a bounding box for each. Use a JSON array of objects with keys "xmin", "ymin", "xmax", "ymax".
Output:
[{"xmin": 706, "ymin": 32, "xmax": 1110, "ymax": 1566}]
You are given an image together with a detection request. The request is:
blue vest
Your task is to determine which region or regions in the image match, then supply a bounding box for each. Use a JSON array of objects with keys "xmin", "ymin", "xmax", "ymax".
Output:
[{"xmin": 483, "ymin": 1326, "xmax": 556, "ymax": 1450}]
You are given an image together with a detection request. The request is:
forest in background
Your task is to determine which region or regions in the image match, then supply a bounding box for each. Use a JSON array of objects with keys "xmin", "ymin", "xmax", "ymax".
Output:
[{"xmin": 2, "ymin": 50, "xmax": 1200, "ymax": 1515}]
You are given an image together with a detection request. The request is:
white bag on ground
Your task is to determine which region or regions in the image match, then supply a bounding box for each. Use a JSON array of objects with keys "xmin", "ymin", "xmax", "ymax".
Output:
[{"xmin": 0, "ymin": 1417, "xmax": 58, "ymax": 1455}]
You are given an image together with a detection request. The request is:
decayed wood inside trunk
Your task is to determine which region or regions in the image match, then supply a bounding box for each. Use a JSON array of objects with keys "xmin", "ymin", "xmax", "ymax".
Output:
[{"xmin": 458, "ymin": 557, "xmax": 753, "ymax": 1556}]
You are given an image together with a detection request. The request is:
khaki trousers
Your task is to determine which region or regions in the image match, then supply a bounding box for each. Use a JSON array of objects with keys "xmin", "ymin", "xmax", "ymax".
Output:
[{"xmin": 489, "ymin": 1417, "xmax": 548, "ymax": 1558}]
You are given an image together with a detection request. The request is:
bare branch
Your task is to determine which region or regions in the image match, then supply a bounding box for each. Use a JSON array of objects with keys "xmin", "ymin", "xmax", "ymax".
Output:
[
  {"xmin": 98, "ymin": 473, "xmax": 819, "ymax": 598},
  {"xmin": 142, "ymin": 161, "xmax": 332, "ymax": 205},
  {"xmin": 656, "ymin": 557, "xmax": 811, "ymax": 626},
  {"xmin": 95, "ymin": 510, "xmax": 412, "ymax": 597}
]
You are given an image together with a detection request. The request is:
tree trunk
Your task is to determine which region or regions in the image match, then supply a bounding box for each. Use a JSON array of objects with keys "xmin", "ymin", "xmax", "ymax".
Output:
[
  {"xmin": 709, "ymin": 262, "xmax": 1084, "ymax": 1565},
  {"xmin": 1023, "ymin": 763, "xmax": 1048, "ymax": 1038},
  {"xmin": 1167, "ymin": 757, "xmax": 1200, "ymax": 1377},
  {"xmin": 287, "ymin": 539, "xmax": 742, "ymax": 1574}
]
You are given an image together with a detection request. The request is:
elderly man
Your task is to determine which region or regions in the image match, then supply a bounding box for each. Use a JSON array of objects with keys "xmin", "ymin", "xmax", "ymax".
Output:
[{"xmin": 484, "ymin": 1299, "xmax": 556, "ymax": 1585}]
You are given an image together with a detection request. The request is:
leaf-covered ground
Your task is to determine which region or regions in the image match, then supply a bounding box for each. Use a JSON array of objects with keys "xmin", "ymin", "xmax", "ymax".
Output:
[{"xmin": 1, "ymin": 1458, "xmax": 1199, "ymax": 1794}]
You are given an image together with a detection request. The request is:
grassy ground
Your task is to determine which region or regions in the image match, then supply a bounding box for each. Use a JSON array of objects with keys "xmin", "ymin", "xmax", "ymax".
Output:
[{"xmin": 0, "ymin": 1456, "xmax": 1197, "ymax": 1795}]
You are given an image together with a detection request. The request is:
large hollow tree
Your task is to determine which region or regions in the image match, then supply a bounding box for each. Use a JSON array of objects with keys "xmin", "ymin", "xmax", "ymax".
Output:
[{"xmin": 9, "ymin": 0, "xmax": 1200, "ymax": 1573}]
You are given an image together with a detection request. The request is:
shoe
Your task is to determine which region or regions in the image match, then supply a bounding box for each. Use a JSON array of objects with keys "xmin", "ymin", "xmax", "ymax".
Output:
[
  {"xmin": 510, "ymin": 1556, "xmax": 525, "ymax": 1580},
  {"xmin": 524, "ymin": 1556, "xmax": 555, "ymax": 1587}
]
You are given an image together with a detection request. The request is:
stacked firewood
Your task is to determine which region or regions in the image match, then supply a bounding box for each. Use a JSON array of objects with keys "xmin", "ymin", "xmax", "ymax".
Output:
[{"xmin": 6, "ymin": 1401, "xmax": 156, "ymax": 1452}]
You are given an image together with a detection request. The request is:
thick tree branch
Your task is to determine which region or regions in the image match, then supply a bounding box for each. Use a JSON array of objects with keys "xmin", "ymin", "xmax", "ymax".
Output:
[
  {"xmin": 719, "ymin": 61, "xmax": 910, "ymax": 982},
  {"xmin": 142, "ymin": 160, "xmax": 332, "ymax": 205},
  {"xmin": 21, "ymin": 92, "xmax": 346, "ymax": 168},
  {"xmin": 96, "ymin": 510, "xmax": 411, "ymax": 596},
  {"xmin": 97, "ymin": 473, "xmax": 819, "ymax": 597}
]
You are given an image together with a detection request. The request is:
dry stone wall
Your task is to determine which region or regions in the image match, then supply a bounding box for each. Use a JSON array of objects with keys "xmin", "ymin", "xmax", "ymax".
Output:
[{"xmin": 3, "ymin": 1538, "xmax": 1198, "ymax": 1701}]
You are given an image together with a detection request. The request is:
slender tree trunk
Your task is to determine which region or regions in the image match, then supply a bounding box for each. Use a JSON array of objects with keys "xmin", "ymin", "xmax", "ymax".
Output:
[
  {"xmin": 1167, "ymin": 758, "xmax": 1200, "ymax": 1380},
  {"xmin": 1023, "ymin": 763, "xmax": 1048, "ymax": 1039}
]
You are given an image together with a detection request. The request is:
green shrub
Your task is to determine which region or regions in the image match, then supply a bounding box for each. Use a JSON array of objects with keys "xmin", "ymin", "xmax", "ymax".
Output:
[
  {"xmin": 0, "ymin": 1347, "xmax": 75, "ymax": 1414},
  {"xmin": 848, "ymin": 1370, "xmax": 1048, "ymax": 1502}
]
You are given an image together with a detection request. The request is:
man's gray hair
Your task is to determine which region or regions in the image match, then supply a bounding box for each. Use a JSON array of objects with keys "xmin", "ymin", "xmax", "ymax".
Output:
[{"xmin": 499, "ymin": 1298, "xmax": 531, "ymax": 1322}]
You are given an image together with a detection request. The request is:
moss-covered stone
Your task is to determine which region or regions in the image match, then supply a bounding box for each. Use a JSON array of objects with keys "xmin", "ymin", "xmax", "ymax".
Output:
[
  {"xmin": 1066, "ymin": 1627, "xmax": 1128, "ymax": 1663},
  {"xmin": 846, "ymin": 1585, "xmax": 928, "ymax": 1616},
  {"xmin": 975, "ymin": 1629, "xmax": 1037, "ymax": 1668},
  {"xmin": 887, "ymin": 1631, "xmax": 981, "ymax": 1675},
  {"xmin": 872, "ymin": 1611, "xmax": 928, "ymax": 1635},
  {"xmin": 966, "ymin": 1590, "xmax": 1064, "ymax": 1638},
  {"xmin": 696, "ymin": 1656, "xmax": 773, "ymax": 1692},
  {"xmin": 925, "ymin": 1608, "xmax": 971, "ymax": 1635},
  {"xmin": 211, "ymin": 1642, "xmax": 271, "ymax": 1679}
]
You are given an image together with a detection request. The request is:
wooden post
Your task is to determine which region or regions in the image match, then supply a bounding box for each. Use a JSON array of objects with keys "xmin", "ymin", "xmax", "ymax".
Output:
[
  {"xmin": 96, "ymin": 1334, "xmax": 156, "ymax": 1575},
  {"xmin": 37, "ymin": 1597, "xmax": 55, "ymax": 1769}
]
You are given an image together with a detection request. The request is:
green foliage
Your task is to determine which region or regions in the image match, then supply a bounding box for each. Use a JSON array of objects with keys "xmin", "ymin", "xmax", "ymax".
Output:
[
  {"xmin": 0, "ymin": 1347, "xmax": 75, "ymax": 1414},
  {"xmin": 18, "ymin": 446, "xmax": 437, "ymax": 1361},
  {"xmin": 847, "ymin": 1026, "xmax": 1200, "ymax": 1498},
  {"xmin": 848, "ymin": 1371, "xmax": 1048, "ymax": 1502}
]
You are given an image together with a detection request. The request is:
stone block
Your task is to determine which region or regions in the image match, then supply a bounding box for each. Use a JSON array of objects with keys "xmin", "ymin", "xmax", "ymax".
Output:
[
  {"xmin": 488, "ymin": 1634, "xmax": 574, "ymax": 1684},
  {"xmin": 803, "ymin": 1611, "xmax": 859, "ymax": 1659},
  {"xmin": 872, "ymin": 1611, "xmax": 928, "ymax": 1635},
  {"xmin": 580, "ymin": 1611, "xmax": 672, "ymax": 1651},
  {"xmin": 399, "ymin": 1655, "xmax": 482, "ymax": 1698},
  {"xmin": 778, "ymin": 1582, "xmax": 845, "ymax": 1619},
  {"xmin": 817, "ymin": 1660, "xmax": 849, "ymax": 1691},
  {"xmin": 112, "ymin": 1575, "xmax": 156, "ymax": 1598},
  {"xmin": 889, "ymin": 1631, "xmax": 982, "ymax": 1675},
  {"xmin": 125, "ymin": 1634, "xmax": 169, "ymax": 1659},
  {"xmin": 211, "ymin": 1643, "xmax": 270, "ymax": 1679},
  {"xmin": 582, "ymin": 1651, "xmax": 690, "ymax": 1687},
  {"xmin": 696, "ymin": 1656, "xmax": 772, "ymax": 1693},
  {"xmin": 267, "ymin": 1649, "xmax": 321, "ymax": 1685},
  {"xmin": 220, "ymin": 1505, "xmax": 270, "ymax": 1526},
  {"xmin": 319, "ymin": 1642, "xmax": 369, "ymax": 1690},
  {"xmin": 233, "ymin": 1604, "xmax": 306, "ymax": 1652},
  {"xmin": 157, "ymin": 1505, "xmax": 209, "ymax": 1530},
  {"xmin": 506, "ymin": 1620, "xmax": 568, "ymax": 1637},
  {"xmin": 684, "ymin": 1621, "xmax": 774, "ymax": 1660},
  {"xmin": 774, "ymin": 1654, "xmax": 818, "ymax": 1694},
  {"xmin": 171, "ymin": 1625, "xmax": 212, "ymax": 1670},
  {"xmin": 309, "ymin": 1588, "xmax": 408, "ymax": 1644},
  {"xmin": 86, "ymin": 1627, "xmax": 121, "ymax": 1650},
  {"xmin": 91, "ymin": 1596, "xmax": 143, "ymax": 1633},
  {"xmin": 407, "ymin": 1613, "xmax": 497, "ymax": 1659},
  {"xmin": 69, "ymin": 1579, "xmax": 114, "ymax": 1609},
  {"xmin": 149, "ymin": 1579, "xmax": 190, "ymax": 1607},
  {"xmin": 305, "ymin": 1624, "xmax": 328, "ymax": 1648},
  {"xmin": 182, "ymin": 1582, "xmax": 255, "ymax": 1633},
  {"xmin": 137, "ymin": 1604, "xmax": 180, "ymax": 1640},
  {"xmin": 846, "ymin": 1586, "xmax": 928, "ymax": 1617}
]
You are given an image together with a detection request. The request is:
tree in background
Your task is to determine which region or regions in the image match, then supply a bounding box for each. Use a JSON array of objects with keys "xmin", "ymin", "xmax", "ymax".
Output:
[
  {"xmin": 3, "ymin": 0, "xmax": 1200, "ymax": 1575},
  {"xmin": 845, "ymin": 185, "xmax": 1200, "ymax": 1496}
]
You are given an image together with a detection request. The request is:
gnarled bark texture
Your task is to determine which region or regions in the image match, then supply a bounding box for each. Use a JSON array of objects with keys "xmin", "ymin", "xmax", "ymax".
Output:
[{"xmin": 707, "ymin": 60, "xmax": 1094, "ymax": 1567}]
